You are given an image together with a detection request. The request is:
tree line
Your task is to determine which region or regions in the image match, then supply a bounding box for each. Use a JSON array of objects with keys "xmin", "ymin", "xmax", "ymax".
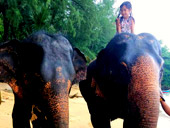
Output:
[
  {"xmin": 161, "ymin": 43, "xmax": 170, "ymax": 89},
  {"xmin": 0, "ymin": 0, "xmax": 170, "ymax": 89},
  {"xmin": 0, "ymin": 0, "xmax": 116, "ymax": 60}
]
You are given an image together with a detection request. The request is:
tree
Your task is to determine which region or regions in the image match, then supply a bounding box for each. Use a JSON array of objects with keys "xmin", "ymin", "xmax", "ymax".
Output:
[
  {"xmin": 69, "ymin": 0, "xmax": 116, "ymax": 60},
  {"xmin": 0, "ymin": 0, "xmax": 117, "ymax": 62},
  {"xmin": 0, "ymin": 16, "xmax": 3, "ymax": 42},
  {"xmin": 0, "ymin": 0, "xmax": 53, "ymax": 41},
  {"xmin": 0, "ymin": 0, "xmax": 9, "ymax": 41},
  {"xmin": 161, "ymin": 43, "xmax": 170, "ymax": 89}
]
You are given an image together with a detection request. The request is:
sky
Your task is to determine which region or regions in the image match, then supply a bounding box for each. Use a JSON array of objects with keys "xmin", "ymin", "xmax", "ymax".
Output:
[{"xmin": 113, "ymin": 0, "xmax": 170, "ymax": 49}]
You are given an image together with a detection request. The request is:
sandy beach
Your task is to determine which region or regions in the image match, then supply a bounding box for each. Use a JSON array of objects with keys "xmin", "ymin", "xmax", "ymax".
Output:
[{"xmin": 0, "ymin": 83, "xmax": 169, "ymax": 128}]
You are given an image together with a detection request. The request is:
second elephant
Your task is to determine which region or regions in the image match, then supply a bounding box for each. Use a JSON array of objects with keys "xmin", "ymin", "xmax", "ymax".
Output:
[{"xmin": 80, "ymin": 33, "xmax": 164, "ymax": 128}]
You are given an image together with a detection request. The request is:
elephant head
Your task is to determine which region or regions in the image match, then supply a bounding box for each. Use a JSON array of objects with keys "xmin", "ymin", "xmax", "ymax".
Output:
[
  {"xmin": 0, "ymin": 31, "xmax": 87, "ymax": 128},
  {"xmin": 80, "ymin": 33, "xmax": 163, "ymax": 128}
]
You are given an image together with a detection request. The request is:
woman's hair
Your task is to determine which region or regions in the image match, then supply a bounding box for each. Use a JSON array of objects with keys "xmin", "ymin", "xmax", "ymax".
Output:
[
  {"xmin": 120, "ymin": 1, "xmax": 132, "ymax": 10},
  {"xmin": 117, "ymin": 1, "xmax": 133, "ymax": 19}
]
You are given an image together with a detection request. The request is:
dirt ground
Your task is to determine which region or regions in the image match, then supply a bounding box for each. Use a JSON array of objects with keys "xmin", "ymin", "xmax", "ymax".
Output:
[{"xmin": 0, "ymin": 83, "xmax": 169, "ymax": 128}]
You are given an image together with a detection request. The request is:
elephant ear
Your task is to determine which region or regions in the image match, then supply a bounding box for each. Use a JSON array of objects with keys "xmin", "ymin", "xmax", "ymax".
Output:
[
  {"xmin": 0, "ymin": 39, "xmax": 21, "ymax": 66},
  {"xmin": 0, "ymin": 39, "xmax": 21, "ymax": 82},
  {"xmin": 72, "ymin": 48, "xmax": 87, "ymax": 84}
]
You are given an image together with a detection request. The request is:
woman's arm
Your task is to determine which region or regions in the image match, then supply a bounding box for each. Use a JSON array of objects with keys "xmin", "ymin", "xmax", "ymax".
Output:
[
  {"xmin": 160, "ymin": 97, "xmax": 170, "ymax": 116},
  {"xmin": 131, "ymin": 19, "xmax": 135, "ymax": 34},
  {"xmin": 116, "ymin": 18, "xmax": 121, "ymax": 33}
]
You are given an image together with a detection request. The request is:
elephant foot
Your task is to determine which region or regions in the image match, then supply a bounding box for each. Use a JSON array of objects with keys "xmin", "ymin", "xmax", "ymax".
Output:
[
  {"xmin": 12, "ymin": 104, "xmax": 32, "ymax": 128},
  {"xmin": 91, "ymin": 114, "xmax": 111, "ymax": 128}
]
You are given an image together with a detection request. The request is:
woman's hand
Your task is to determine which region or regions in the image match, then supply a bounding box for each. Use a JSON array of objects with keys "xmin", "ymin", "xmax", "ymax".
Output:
[
  {"xmin": 116, "ymin": 18, "xmax": 121, "ymax": 33},
  {"xmin": 116, "ymin": 18, "xmax": 120, "ymax": 27}
]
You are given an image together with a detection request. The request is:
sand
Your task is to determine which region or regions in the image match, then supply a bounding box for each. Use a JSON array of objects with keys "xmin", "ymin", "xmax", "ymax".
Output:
[{"xmin": 0, "ymin": 83, "xmax": 169, "ymax": 128}]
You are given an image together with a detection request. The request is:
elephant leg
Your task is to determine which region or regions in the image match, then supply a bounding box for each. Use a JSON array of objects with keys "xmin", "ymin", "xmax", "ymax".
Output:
[
  {"xmin": 31, "ymin": 104, "xmax": 49, "ymax": 128},
  {"xmin": 79, "ymin": 80, "xmax": 111, "ymax": 128},
  {"xmin": 32, "ymin": 116, "xmax": 49, "ymax": 128},
  {"xmin": 90, "ymin": 97, "xmax": 111, "ymax": 128},
  {"xmin": 123, "ymin": 114, "xmax": 140, "ymax": 128},
  {"xmin": 32, "ymin": 117, "xmax": 48, "ymax": 128},
  {"xmin": 12, "ymin": 94, "xmax": 32, "ymax": 128}
]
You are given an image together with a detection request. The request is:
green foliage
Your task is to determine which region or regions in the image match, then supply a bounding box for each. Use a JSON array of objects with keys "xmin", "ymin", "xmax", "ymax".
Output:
[
  {"xmin": 30, "ymin": 1, "xmax": 51, "ymax": 31},
  {"xmin": 0, "ymin": 16, "xmax": 3, "ymax": 42},
  {"xmin": 69, "ymin": 0, "xmax": 116, "ymax": 61},
  {"xmin": 0, "ymin": 0, "xmax": 116, "ymax": 64},
  {"xmin": 6, "ymin": 8, "xmax": 23, "ymax": 28},
  {"xmin": 0, "ymin": 0, "xmax": 116, "ymax": 62},
  {"xmin": 161, "ymin": 43, "xmax": 170, "ymax": 89}
]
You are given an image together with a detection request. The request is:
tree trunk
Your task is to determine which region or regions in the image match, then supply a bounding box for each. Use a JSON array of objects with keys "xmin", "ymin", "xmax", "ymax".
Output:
[
  {"xmin": 1, "ymin": 0, "xmax": 9, "ymax": 41},
  {"xmin": 3, "ymin": 16, "xmax": 9, "ymax": 41}
]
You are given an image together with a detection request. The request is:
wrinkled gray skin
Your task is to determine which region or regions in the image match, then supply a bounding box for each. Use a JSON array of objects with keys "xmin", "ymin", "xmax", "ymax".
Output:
[
  {"xmin": 80, "ymin": 33, "xmax": 164, "ymax": 128},
  {"xmin": 0, "ymin": 31, "xmax": 87, "ymax": 128}
]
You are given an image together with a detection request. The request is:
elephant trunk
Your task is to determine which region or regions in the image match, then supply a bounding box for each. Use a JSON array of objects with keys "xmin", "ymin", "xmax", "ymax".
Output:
[
  {"xmin": 43, "ymin": 80, "xmax": 71, "ymax": 128},
  {"xmin": 127, "ymin": 56, "xmax": 160, "ymax": 128}
]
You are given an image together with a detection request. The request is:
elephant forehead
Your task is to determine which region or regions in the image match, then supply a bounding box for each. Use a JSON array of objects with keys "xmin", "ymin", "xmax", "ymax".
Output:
[
  {"xmin": 138, "ymin": 36, "xmax": 144, "ymax": 40},
  {"xmin": 138, "ymin": 35, "xmax": 155, "ymax": 43},
  {"xmin": 149, "ymin": 40, "xmax": 155, "ymax": 43},
  {"xmin": 118, "ymin": 34, "xmax": 133, "ymax": 44}
]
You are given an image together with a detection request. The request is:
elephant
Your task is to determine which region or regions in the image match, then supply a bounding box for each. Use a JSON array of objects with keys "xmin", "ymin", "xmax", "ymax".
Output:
[
  {"xmin": 79, "ymin": 33, "xmax": 164, "ymax": 128},
  {"xmin": 0, "ymin": 31, "xmax": 87, "ymax": 128}
]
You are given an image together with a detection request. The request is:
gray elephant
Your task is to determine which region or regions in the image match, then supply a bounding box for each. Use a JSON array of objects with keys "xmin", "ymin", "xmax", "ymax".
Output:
[
  {"xmin": 0, "ymin": 31, "xmax": 87, "ymax": 128},
  {"xmin": 80, "ymin": 33, "xmax": 164, "ymax": 128}
]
